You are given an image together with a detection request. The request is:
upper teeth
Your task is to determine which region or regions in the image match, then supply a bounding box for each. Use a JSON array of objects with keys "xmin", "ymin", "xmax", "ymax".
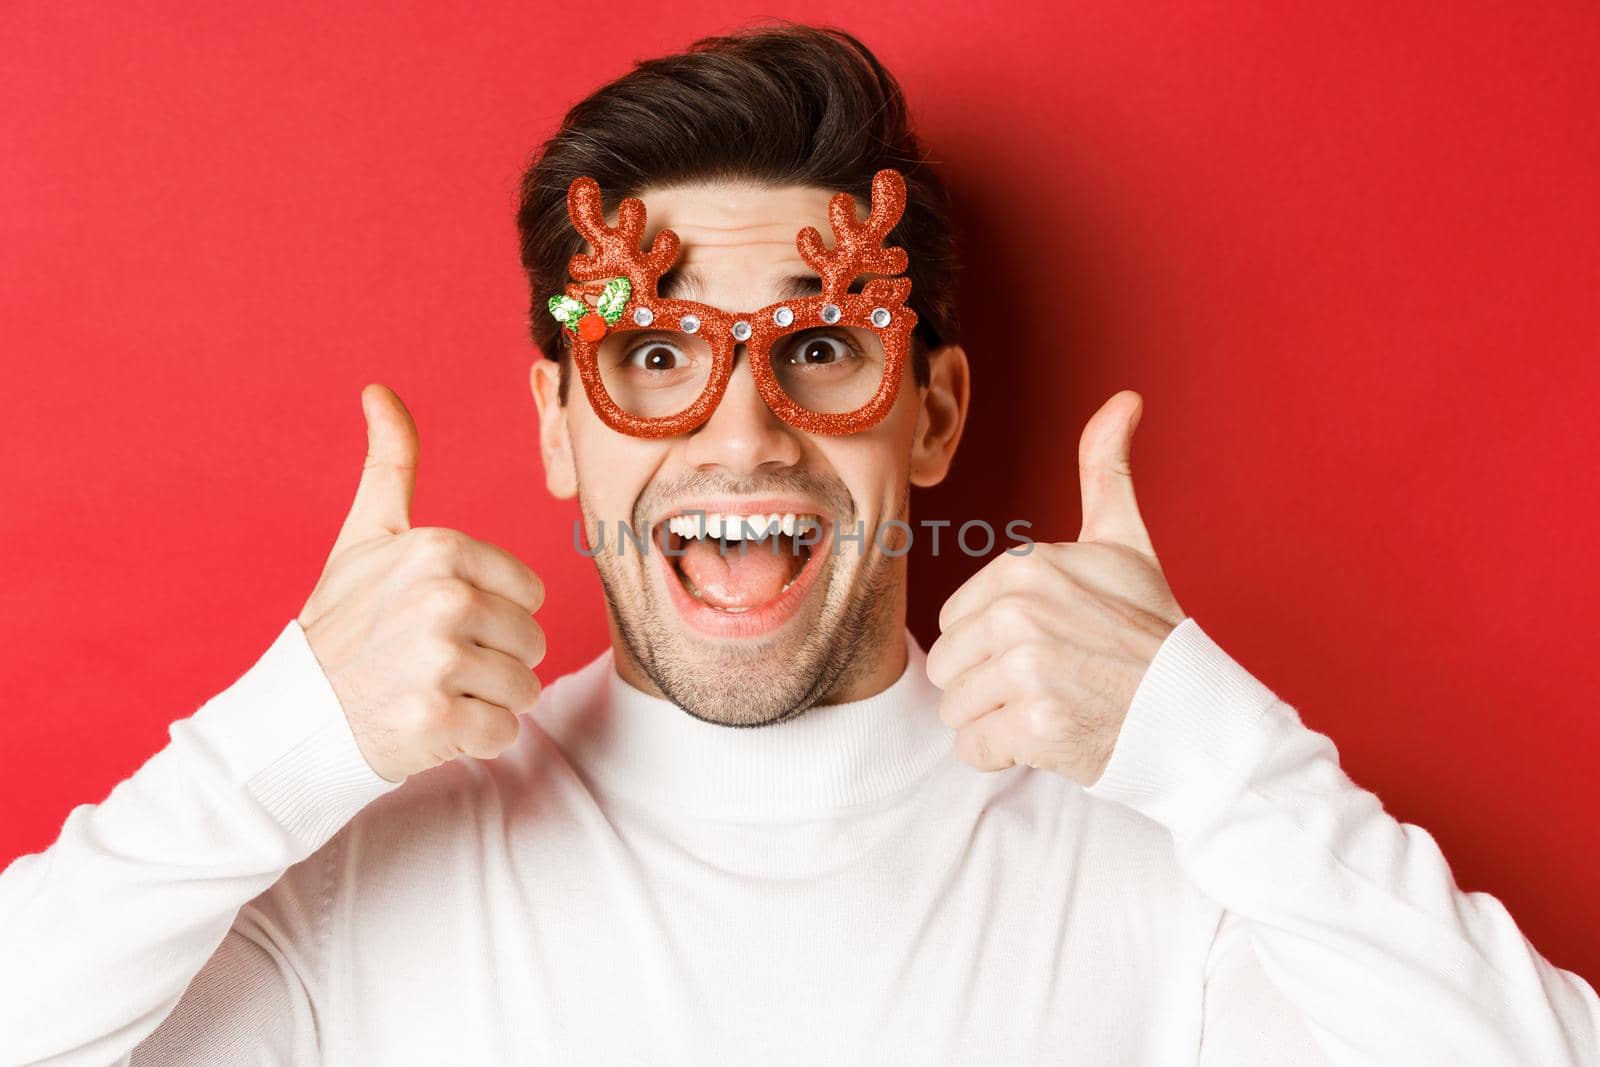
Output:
[{"xmin": 664, "ymin": 511, "xmax": 818, "ymax": 541}]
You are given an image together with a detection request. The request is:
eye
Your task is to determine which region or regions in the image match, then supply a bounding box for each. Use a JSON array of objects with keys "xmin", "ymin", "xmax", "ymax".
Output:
[
  {"xmin": 779, "ymin": 329, "xmax": 859, "ymax": 367},
  {"xmin": 623, "ymin": 338, "xmax": 690, "ymax": 372}
]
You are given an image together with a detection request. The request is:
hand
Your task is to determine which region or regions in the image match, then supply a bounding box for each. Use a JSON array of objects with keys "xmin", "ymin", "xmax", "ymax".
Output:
[
  {"xmin": 297, "ymin": 384, "xmax": 546, "ymax": 783},
  {"xmin": 926, "ymin": 390, "xmax": 1186, "ymax": 786}
]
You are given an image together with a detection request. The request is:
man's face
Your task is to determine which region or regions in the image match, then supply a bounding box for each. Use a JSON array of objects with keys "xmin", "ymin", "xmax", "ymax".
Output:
[{"xmin": 531, "ymin": 180, "xmax": 964, "ymax": 726}]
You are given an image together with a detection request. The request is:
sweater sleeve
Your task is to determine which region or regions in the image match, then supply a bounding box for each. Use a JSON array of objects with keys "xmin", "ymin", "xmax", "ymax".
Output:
[
  {"xmin": 1199, "ymin": 910, "xmax": 1330, "ymax": 1065},
  {"xmin": 123, "ymin": 862, "xmax": 331, "ymax": 1065},
  {"xmin": 0, "ymin": 620, "xmax": 400, "ymax": 1067},
  {"xmin": 1084, "ymin": 617, "xmax": 1600, "ymax": 1065}
]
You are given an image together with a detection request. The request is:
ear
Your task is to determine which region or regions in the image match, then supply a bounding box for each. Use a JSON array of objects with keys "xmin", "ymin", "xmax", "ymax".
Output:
[
  {"xmin": 909, "ymin": 344, "xmax": 970, "ymax": 488},
  {"xmin": 530, "ymin": 358, "xmax": 578, "ymax": 499}
]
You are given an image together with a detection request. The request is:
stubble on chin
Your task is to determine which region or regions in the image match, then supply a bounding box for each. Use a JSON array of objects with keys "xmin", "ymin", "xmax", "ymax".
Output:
[{"xmin": 583, "ymin": 493, "xmax": 905, "ymax": 727}]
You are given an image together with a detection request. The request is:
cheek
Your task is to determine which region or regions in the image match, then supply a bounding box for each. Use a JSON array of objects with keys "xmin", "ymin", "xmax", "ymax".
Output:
[
  {"xmin": 568, "ymin": 408, "xmax": 669, "ymax": 518},
  {"xmin": 816, "ymin": 414, "xmax": 917, "ymax": 525},
  {"xmin": 854, "ymin": 377, "xmax": 922, "ymax": 484}
]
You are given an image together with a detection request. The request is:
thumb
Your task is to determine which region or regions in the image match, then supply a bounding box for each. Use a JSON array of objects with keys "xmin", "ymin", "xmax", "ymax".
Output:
[
  {"xmin": 1077, "ymin": 389, "xmax": 1156, "ymax": 557},
  {"xmin": 334, "ymin": 383, "xmax": 418, "ymax": 551}
]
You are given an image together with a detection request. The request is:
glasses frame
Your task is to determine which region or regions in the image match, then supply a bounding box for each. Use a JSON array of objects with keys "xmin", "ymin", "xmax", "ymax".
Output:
[
  {"xmin": 553, "ymin": 168, "xmax": 920, "ymax": 440},
  {"xmin": 569, "ymin": 288, "xmax": 916, "ymax": 440}
]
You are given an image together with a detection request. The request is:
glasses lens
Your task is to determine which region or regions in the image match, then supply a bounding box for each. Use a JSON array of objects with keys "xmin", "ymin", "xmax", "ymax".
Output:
[
  {"xmin": 769, "ymin": 326, "xmax": 887, "ymax": 416},
  {"xmin": 595, "ymin": 328, "xmax": 716, "ymax": 420}
]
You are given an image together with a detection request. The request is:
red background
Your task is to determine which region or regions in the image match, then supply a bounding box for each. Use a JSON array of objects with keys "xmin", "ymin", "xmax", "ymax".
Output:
[{"xmin": 3, "ymin": 2, "xmax": 1597, "ymax": 980}]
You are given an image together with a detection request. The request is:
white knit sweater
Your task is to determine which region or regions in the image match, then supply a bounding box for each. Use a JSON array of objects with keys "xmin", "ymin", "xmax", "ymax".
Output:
[{"xmin": 1, "ymin": 619, "xmax": 1595, "ymax": 1065}]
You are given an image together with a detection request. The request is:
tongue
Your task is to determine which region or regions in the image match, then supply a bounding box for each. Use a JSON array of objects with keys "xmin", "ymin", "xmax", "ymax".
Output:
[{"xmin": 679, "ymin": 536, "xmax": 797, "ymax": 609}]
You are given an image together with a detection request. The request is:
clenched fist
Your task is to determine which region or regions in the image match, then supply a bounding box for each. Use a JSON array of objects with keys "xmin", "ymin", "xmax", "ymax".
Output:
[
  {"xmin": 926, "ymin": 390, "xmax": 1186, "ymax": 786},
  {"xmin": 297, "ymin": 384, "xmax": 547, "ymax": 783}
]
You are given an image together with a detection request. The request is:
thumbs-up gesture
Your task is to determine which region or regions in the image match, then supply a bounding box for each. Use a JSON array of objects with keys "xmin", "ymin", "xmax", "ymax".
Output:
[
  {"xmin": 925, "ymin": 390, "xmax": 1186, "ymax": 786},
  {"xmin": 296, "ymin": 384, "xmax": 547, "ymax": 783}
]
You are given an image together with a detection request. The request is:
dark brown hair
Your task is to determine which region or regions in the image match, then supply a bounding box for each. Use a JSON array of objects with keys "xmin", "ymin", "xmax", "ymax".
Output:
[{"xmin": 514, "ymin": 21, "xmax": 959, "ymax": 398}]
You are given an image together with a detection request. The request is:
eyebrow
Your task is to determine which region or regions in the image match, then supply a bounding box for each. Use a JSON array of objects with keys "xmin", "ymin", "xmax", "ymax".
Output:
[{"xmin": 657, "ymin": 268, "xmax": 824, "ymax": 303}]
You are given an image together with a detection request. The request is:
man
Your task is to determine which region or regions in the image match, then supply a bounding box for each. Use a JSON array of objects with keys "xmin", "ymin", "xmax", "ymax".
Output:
[{"xmin": 2, "ymin": 22, "xmax": 1596, "ymax": 1067}]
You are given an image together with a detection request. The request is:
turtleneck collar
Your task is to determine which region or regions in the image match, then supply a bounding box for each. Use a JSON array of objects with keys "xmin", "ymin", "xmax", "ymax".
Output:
[{"xmin": 542, "ymin": 630, "xmax": 955, "ymax": 821}]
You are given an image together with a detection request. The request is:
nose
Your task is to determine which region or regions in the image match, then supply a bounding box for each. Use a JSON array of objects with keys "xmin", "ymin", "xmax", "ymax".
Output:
[{"xmin": 683, "ymin": 346, "xmax": 803, "ymax": 475}]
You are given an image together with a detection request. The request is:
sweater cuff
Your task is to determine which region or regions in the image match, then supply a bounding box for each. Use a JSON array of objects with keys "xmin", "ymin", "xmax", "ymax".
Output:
[
  {"xmin": 1083, "ymin": 617, "xmax": 1281, "ymax": 835},
  {"xmin": 173, "ymin": 619, "xmax": 402, "ymax": 852}
]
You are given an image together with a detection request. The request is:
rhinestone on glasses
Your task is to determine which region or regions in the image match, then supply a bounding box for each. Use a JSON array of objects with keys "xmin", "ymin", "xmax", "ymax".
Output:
[
  {"xmin": 731, "ymin": 320, "xmax": 752, "ymax": 341},
  {"xmin": 679, "ymin": 314, "xmax": 700, "ymax": 334},
  {"xmin": 819, "ymin": 303, "xmax": 842, "ymax": 324},
  {"xmin": 632, "ymin": 306, "xmax": 654, "ymax": 327},
  {"xmin": 772, "ymin": 306, "xmax": 795, "ymax": 327}
]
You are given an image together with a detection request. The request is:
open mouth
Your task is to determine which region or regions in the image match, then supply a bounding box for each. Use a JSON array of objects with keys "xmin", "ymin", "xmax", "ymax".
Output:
[{"xmin": 653, "ymin": 508, "xmax": 830, "ymax": 636}]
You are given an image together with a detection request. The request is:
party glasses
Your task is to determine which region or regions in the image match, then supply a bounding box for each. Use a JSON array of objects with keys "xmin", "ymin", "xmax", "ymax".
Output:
[{"xmin": 547, "ymin": 168, "xmax": 919, "ymax": 439}]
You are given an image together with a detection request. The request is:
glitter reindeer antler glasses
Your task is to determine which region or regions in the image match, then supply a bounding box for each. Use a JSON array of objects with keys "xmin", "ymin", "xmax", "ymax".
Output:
[{"xmin": 547, "ymin": 169, "xmax": 919, "ymax": 439}]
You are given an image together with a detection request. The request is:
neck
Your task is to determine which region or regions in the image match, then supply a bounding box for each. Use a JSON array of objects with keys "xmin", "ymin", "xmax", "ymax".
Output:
[{"xmin": 551, "ymin": 624, "xmax": 950, "ymax": 820}]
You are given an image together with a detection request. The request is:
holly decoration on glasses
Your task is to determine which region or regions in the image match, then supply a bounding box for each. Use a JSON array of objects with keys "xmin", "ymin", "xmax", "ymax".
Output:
[{"xmin": 548, "ymin": 276, "xmax": 632, "ymax": 342}]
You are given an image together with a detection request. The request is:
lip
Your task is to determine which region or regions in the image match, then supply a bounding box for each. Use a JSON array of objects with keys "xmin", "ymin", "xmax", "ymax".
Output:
[{"xmin": 653, "ymin": 504, "xmax": 832, "ymax": 640}]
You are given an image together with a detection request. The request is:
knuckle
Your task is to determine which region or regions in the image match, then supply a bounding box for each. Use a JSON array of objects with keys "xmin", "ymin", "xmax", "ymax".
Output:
[
  {"xmin": 476, "ymin": 707, "xmax": 524, "ymax": 755},
  {"xmin": 973, "ymin": 731, "xmax": 993, "ymax": 764},
  {"xmin": 1016, "ymin": 546, "xmax": 1060, "ymax": 575},
  {"xmin": 1066, "ymin": 540, "xmax": 1114, "ymax": 576},
  {"xmin": 1044, "ymin": 540, "xmax": 1079, "ymax": 562},
  {"xmin": 989, "ymin": 552, "xmax": 1030, "ymax": 583},
  {"xmin": 462, "ymin": 712, "xmax": 520, "ymax": 758},
  {"xmin": 1081, "ymin": 536, "xmax": 1117, "ymax": 558},
  {"xmin": 1025, "ymin": 699, "xmax": 1072, "ymax": 742},
  {"xmin": 960, "ymin": 727, "xmax": 1013, "ymax": 771},
  {"xmin": 407, "ymin": 526, "xmax": 464, "ymax": 568},
  {"xmin": 1013, "ymin": 541, "xmax": 1046, "ymax": 563},
  {"xmin": 1002, "ymin": 642, "xmax": 1052, "ymax": 683},
  {"xmin": 423, "ymin": 638, "xmax": 468, "ymax": 684},
  {"xmin": 1036, "ymin": 547, "xmax": 1084, "ymax": 588},
  {"xmin": 437, "ymin": 699, "xmax": 472, "ymax": 742},
  {"xmin": 420, "ymin": 578, "xmax": 476, "ymax": 623},
  {"xmin": 408, "ymin": 692, "xmax": 452, "ymax": 734},
  {"xmin": 989, "ymin": 594, "xmax": 1035, "ymax": 635}
]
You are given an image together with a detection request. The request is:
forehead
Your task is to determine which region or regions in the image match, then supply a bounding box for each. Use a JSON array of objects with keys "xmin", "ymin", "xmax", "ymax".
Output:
[{"xmin": 622, "ymin": 180, "xmax": 868, "ymax": 308}]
